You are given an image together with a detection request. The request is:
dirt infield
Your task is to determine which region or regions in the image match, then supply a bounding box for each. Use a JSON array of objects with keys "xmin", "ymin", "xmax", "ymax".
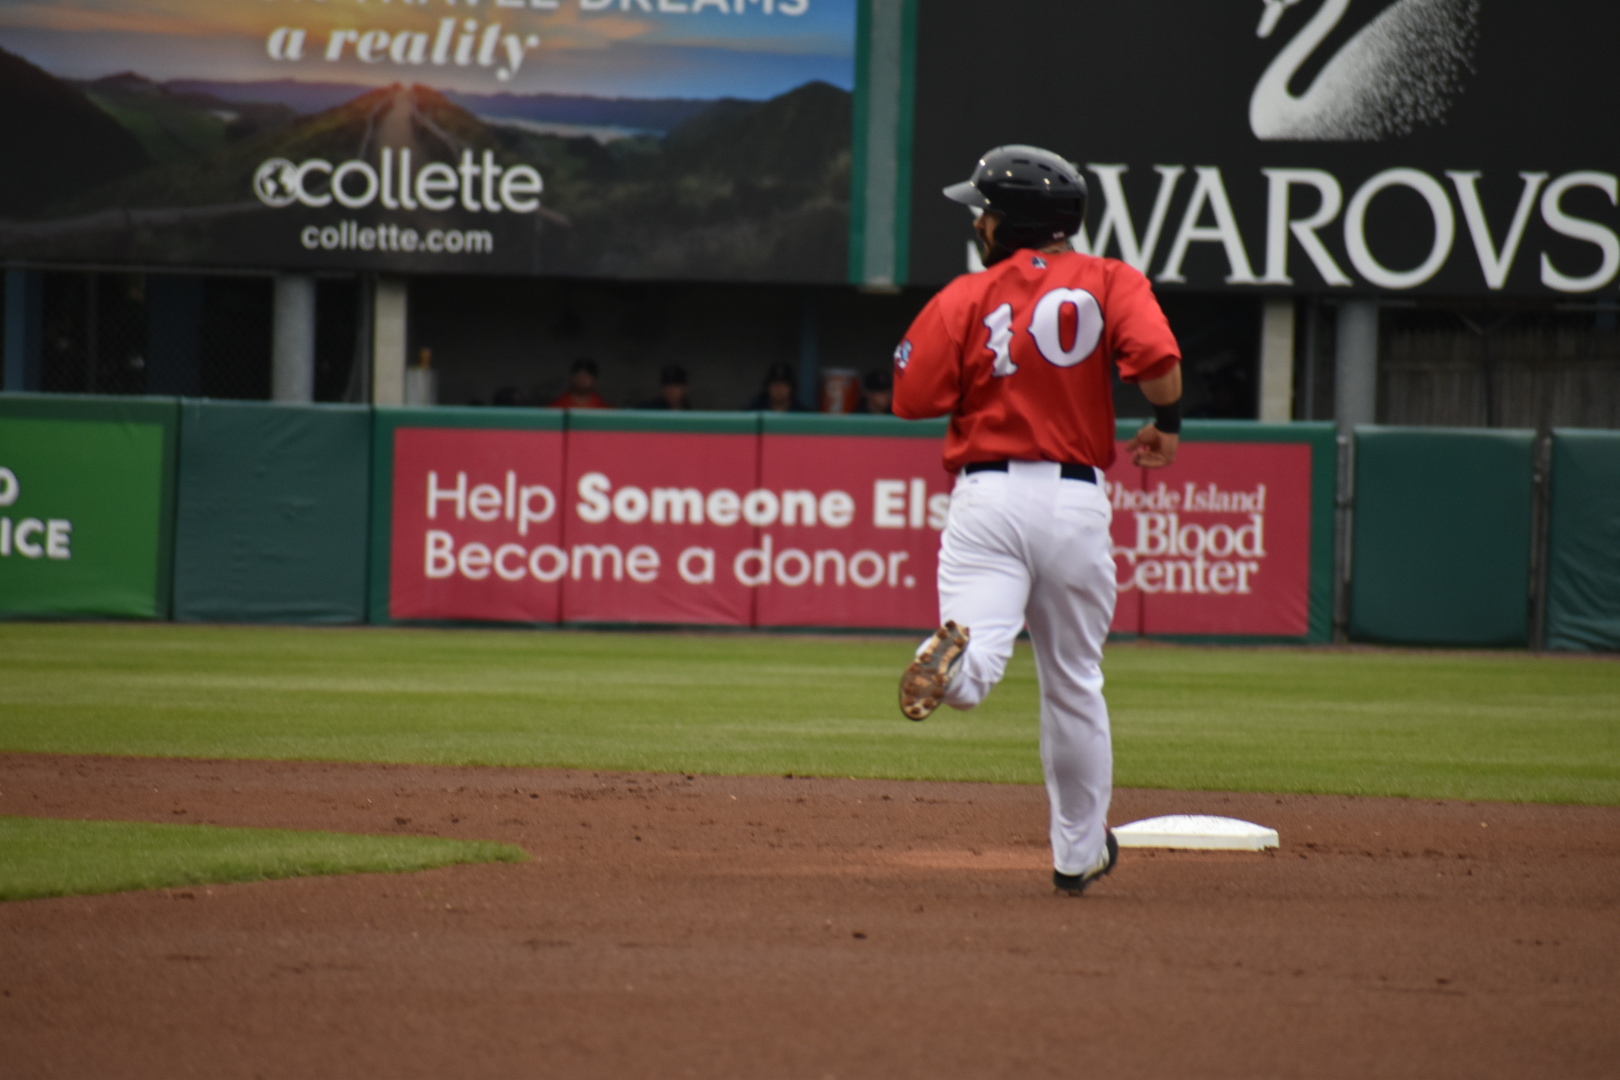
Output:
[{"xmin": 1, "ymin": 754, "xmax": 1617, "ymax": 1079}]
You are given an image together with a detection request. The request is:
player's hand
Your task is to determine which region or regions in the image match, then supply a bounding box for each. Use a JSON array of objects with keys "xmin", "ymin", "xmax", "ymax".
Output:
[{"xmin": 1129, "ymin": 424, "xmax": 1178, "ymax": 468}]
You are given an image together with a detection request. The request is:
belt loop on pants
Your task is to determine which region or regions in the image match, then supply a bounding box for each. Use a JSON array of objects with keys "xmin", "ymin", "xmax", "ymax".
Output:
[{"xmin": 963, "ymin": 460, "xmax": 1097, "ymax": 484}]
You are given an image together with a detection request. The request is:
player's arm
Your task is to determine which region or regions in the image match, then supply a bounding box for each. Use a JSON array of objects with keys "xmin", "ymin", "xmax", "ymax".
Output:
[
  {"xmin": 1131, "ymin": 365, "xmax": 1182, "ymax": 468},
  {"xmin": 1106, "ymin": 266, "xmax": 1183, "ymax": 469},
  {"xmin": 891, "ymin": 295, "xmax": 966, "ymax": 420}
]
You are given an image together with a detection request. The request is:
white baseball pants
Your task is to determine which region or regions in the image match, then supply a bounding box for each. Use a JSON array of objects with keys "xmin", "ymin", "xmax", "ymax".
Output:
[{"xmin": 932, "ymin": 460, "xmax": 1117, "ymax": 876}]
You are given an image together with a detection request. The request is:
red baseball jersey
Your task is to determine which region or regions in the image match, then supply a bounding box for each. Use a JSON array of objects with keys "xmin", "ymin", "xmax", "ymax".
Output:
[{"xmin": 892, "ymin": 249, "xmax": 1181, "ymax": 472}]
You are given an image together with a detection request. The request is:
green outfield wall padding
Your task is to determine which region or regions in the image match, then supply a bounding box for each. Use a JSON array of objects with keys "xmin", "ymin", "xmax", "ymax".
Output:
[
  {"xmin": 0, "ymin": 394, "xmax": 178, "ymax": 619},
  {"xmin": 569, "ymin": 408, "xmax": 762, "ymax": 435},
  {"xmin": 763, "ymin": 412, "xmax": 948, "ymax": 439},
  {"xmin": 1350, "ymin": 427, "xmax": 1535, "ymax": 647},
  {"xmin": 173, "ymin": 401, "xmax": 371, "ymax": 624},
  {"xmin": 1546, "ymin": 430, "xmax": 1620, "ymax": 652}
]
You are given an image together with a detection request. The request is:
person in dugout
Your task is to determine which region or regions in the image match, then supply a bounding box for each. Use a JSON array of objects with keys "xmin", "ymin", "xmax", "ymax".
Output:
[
  {"xmin": 551, "ymin": 357, "xmax": 610, "ymax": 409},
  {"xmin": 861, "ymin": 369, "xmax": 894, "ymax": 414},
  {"xmin": 747, "ymin": 363, "xmax": 809, "ymax": 412},
  {"xmin": 640, "ymin": 365, "xmax": 693, "ymax": 410}
]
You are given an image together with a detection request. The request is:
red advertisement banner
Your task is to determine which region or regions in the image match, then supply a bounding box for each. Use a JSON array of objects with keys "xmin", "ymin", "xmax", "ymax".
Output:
[
  {"xmin": 755, "ymin": 435, "xmax": 954, "ymax": 629},
  {"xmin": 1105, "ymin": 441, "xmax": 1313, "ymax": 636},
  {"xmin": 390, "ymin": 427, "xmax": 566, "ymax": 623},
  {"xmin": 560, "ymin": 430, "xmax": 760, "ymax": 626},
  {"xmin": 388, "ymin": 424, "xmax": 1314, "ymax": 637}
]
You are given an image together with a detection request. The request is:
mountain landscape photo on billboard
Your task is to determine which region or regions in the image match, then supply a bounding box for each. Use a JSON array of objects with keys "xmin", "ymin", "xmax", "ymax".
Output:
[{"xmin": 0, "ymin": 0, "xmax": 856, "ymax": 281}]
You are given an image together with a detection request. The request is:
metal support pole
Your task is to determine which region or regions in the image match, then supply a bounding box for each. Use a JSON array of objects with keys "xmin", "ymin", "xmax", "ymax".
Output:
[
  {"xmin": 1528, "ymin": 430, "xmax": 1553, "ymax": 652},
  {"xmin": 1331, "ymin": 300, "xmax": 1375, "ymax": 642},
  {"xmin": 1258, "ymin": 297, "xmax": 1296, "ymax": 421},
  {"xmin": 1333, "ymin": 430, "xmax": 1356, "ymax": 644},
  {"xmin": 271, "ymin": 273, "xmax": 317, "ymax": 403},
  {"xmin": 372, "ymin": 275, "xmax": 408, "ymax": 406},
  {"xmin": 4, "ymin": 270, "xmax": 43, "ymax": 392},
  {"xmin": 1334, "ymin": 300, "xmax": 1379, "ymax": 432}
]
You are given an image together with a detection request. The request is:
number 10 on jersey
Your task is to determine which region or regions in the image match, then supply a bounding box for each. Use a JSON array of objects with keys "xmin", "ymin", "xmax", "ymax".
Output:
[{"xmin": 983, "ymin": 287, "xmax": 1106, "ymax": 377}]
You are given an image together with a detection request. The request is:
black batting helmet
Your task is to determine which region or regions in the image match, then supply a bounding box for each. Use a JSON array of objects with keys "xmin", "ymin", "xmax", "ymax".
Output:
[{"xmin": 944, "ymin": 145, "xmax": 1087, "ymax": 266}]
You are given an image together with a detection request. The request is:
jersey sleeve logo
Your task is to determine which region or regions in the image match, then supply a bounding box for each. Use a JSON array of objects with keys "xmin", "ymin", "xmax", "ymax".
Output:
[{"xmin": 893, "ymin": 339, "xmax": 914, "ymax": 370}]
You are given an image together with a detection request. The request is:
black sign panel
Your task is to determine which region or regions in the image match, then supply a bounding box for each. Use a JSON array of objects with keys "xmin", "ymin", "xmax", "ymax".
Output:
[{"xmin": 909, "ymin": 0, "xmax": 1620, "ymax": 296}]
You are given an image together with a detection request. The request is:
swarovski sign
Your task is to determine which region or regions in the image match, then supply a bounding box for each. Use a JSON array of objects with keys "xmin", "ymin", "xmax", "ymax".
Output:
[
  {"xmin": 912, "ymin": 0, "xmax": 1617, "ymax": 296},
  {"xmin": 1058, "ymin": 164, "xmax": 1616, "ymax": 294}
]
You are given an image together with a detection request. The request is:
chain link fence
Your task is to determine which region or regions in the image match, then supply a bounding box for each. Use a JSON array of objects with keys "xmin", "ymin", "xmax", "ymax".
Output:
[
  {"xmin": 7, "ymin": 270, "xmax": 362, "ymax": 402},
  {"xmin": 1382, "ymin": 305, "xmax": 1620, "ymax": 430},
  {"xmin": 8, "ymin": 272, "xmax": 1618, "ymax": 428},
  {"xmin": 1294, "ymin": 300, "xmax": 1620, "ymax": 428}
]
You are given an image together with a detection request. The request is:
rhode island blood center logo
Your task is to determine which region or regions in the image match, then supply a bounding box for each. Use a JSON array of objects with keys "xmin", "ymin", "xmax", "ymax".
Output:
[{"xmin": 1105, "ymin": 441, "xmax": 1312, "ymax": 636}]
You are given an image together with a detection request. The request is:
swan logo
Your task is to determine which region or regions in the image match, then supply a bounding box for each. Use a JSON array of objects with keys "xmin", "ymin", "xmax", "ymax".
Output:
[{"xmin": 1250, "ymin": 0, "xmax": 1480, "ymax": 141}]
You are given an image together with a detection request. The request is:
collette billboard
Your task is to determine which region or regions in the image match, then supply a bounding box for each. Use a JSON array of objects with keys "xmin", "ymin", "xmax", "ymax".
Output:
[{"xmin": 0, "ymin": 0, "xmax": 857, "ymax": 282}]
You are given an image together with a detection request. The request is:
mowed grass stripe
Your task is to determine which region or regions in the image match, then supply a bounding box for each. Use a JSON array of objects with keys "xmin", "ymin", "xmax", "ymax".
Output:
[
  {"xmin": 0, "ymin": 816, "xmax": 527, "ymax": 902},
  {"xmin": 0, "ymin": 624, "xmax": 1616, "ymax": 804}
]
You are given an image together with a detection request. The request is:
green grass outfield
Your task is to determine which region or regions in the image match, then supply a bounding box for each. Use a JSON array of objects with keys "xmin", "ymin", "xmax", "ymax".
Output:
[
  {"xmin": 0, "ymin": 816, "xmax": 526, "ymax": 901},
  {"xmin": 2, "ymin": 623, "xmax": 1617, "ymax": 805}
]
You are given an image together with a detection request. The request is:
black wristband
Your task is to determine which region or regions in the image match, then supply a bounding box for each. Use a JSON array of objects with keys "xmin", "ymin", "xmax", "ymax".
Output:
[{"xmin": 1152, "ymin": 400, "xmax": 1182, "ymax": 435}]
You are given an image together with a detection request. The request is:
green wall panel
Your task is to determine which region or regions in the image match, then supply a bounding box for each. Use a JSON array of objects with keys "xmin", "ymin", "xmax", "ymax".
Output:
[
  {"xmin": 0, "ymin": 394, "xmax": 177, "ymax": 619},
  {"xmin": 763, "ymin": 412, "xmax": 946, "ymax": 438},
  {"xmin": 1547, "ymin": 430, "xmax": 1620, "ymax": 652},
  {"xmin": 173, "ymin": 401, "xmax": 371, "ymax": 624},
  {"xmin": 569, "ymin": 409, "xmax": 761, "ymax": 435},
  {"xmin": 1350, "ymin": 427, "xmax": 1534, "ymax": 646}
]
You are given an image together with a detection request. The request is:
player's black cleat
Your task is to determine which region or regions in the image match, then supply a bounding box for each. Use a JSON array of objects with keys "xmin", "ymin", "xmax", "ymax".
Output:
[
  {"xmin": 899, "ymin": 621, "xmax": 970, "ymax": 721},
  {"xmin": 1053, "ymin": 830, "xmax": 1119, "ymax": 896}
]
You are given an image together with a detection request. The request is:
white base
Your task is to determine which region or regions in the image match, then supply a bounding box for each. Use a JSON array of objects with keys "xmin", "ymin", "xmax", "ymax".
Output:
[{"xmin": 1115, "ymin": 815, "xmax": 1279, "ymax": 851}]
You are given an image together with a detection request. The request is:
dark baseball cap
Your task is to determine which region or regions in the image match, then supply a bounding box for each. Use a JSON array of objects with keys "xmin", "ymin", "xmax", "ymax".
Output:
[
  {"xmin": 661, "ymin": 364, "xmax": 687, "ymax": 386},
  {"xmin": 765, "ymin": 363, "xmax": 795, "ymax": 386}
]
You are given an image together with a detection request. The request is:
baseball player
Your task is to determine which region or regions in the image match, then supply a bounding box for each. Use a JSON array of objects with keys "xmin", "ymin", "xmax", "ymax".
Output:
[{"xmin": 893, "ymin": 146, "xmax": 1184, "ymax": 896}]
